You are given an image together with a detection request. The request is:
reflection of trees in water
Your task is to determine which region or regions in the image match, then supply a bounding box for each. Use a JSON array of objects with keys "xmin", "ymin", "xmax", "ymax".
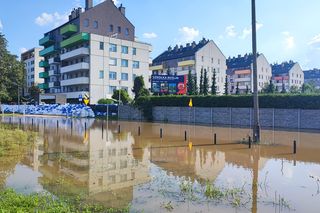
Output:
[{"xmin": 0, "ymin": 127, "xmax": 36, "ymax": 188}]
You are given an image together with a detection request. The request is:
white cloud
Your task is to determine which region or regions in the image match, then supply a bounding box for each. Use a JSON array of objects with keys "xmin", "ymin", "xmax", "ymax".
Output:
[
  {"xmin": 112, "ymin": 0, "xmax": 120, "ymax": 6},
  {"xmin": 20, "ymin": 47, "xmax": 28, "ymax": 54},
  {"xmin": 239, "ymin": 23, "xmax": 263, "ymax": 39},
  {"xmin": 282, "ymin": 31, "xmax": 295, "ymax": 50},
  {"xmin": 0, "ymin": 19, "xmax": 3, "ymax": 31},
  {"xmin": 178, "ymin": 27, "xmax": 200, "ymax": 44},
  {"xmin": 308, "ymin": 34, "xmax": 320, "ymax": 49},
  {"xmin": 35, "ymin": 12, "xmax": 68, "ymax": 27},
  {"xmin": 225, "ymin": 25, "xmax": 237, "ymax": 38},
  {"xmin": 142, "ymin": 32, "xmax": 158, "ymax": 39}
]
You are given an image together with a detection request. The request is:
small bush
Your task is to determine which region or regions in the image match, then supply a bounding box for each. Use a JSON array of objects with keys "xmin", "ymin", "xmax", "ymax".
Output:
[{"xmin": 97, "ymin": 98, "xmax": 114, "ymax": 105}]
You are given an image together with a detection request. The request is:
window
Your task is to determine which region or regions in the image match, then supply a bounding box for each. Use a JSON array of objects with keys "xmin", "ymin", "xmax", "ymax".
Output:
[
  {"xmin": 109, "ymin": 43, "xmax": 117, "ymax": 52},
  {"xmin": 99, "ymin": 70, "xmax": 104, "ymax": 79},
  {"xmin": 121, "ymin": 46, "xmax": 128, "ymax": 54},
  {"xmin": 121, "ymin": 73, "xmax": 128, "ymax": 81},
  {"xmin": 121, "ymin": 86, "xmax": 128, "ymax": 92},
  {"xmin": 211, "ymin": 58, "xmax": 214, "ymax": 63},
  {"xmin": 109, "ymin": 58, "xmax": 117, "ymax": 66},
  {"xmin": 202, "ymin": 56, "xmax": 204, "ymax": 62},
  {"xmin": 109, "ymin": 24, "xmax": 114, "ymax": 32},
  {"xmin": 125, "ymin": 28, "xmax": 129, "ymax": 36},
  {"xmin": 117, "ymin": 26, "xmax": 121, "ymax": 33},
  {"xmin": 99, "ymin": 42, "xmax": 104, "ymax": 50},
  {"xmin": 132, "ymin": 47, "xmax": 137, "ymax": 55},
  {"xmin": 121, "ymin": 59, "xmax": 128, "ymax": 67},
  {"xmin": 133, "ymin": 61, "xmax": 140, "ymax": 69},
  {"xmin": 93, "ymin": 21, "xmax": 98, "ymax": 29},
  {"xmin": 109, "ymin": 71, "xmax": 117, "ymax": 80},
  {"xmin": 109, "ymin": 86, "xmax": 117, "ymax": 94},
  {"xmin": 83, "ymin": 19, "xmax": 89, "ymax": 27}
]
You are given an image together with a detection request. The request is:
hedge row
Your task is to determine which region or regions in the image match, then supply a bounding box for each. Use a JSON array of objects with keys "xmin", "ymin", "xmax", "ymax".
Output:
[{"xmin": 134, "ymin": 95, "xmax": 320, "ymax": 120}]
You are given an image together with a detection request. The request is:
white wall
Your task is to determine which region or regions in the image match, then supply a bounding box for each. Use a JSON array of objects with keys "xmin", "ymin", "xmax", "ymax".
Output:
[
  {"xmin": 89, "ymin": 34, "xmax": 151, "ymax": 104},
  {"xmin": 289, "ymin": 63, "xmax": 304, "ymax": 89},
  {"xmin": 195, "ymin": 41, "xmax": 227, "ymax": 95}
]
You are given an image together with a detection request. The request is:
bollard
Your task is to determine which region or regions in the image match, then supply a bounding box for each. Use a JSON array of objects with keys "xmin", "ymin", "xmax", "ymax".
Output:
[
  {"xmin": 160, "ymin": 128, "xmax": 163, "ymax": 138},
  {"xmin": 31, "ymin": 118, "xmax": 34, "ymax": 128},
  {"xmin": 293, "ymin": 140, "xmax": 297, "ymax": 154},
  {"xmin": 19, "ymin": 118, "xmax": 21, "ymax": 129},
  {"xmin": 249, "ymin": 136, "xmax": 252, "ymax": 149},
  {"xmin": 138, "ymin": 126, "xmax": 141, "ymax": 136},
  {"xmin": 85, "ymin": 122, "xmax": 87, "ymax": 132},
  {"xmin": 184, "ymin": 131, "xmax": 187, "ymax": 141},
  {"xmin": 214, "ymin": 133, "xmax": 217, "ymax": 145},
  {"xmin": 118, "ymin": 125, "xmax": 121, "ymax": 134},
  {"xmin": 57, "ymin": 120, "xmax": 59, "ymax": 131},
  {"xmin": 44, "ymin": 119, "xmax": 46, "ymax": 129},
  {"xmin": 102, "ymin": 123, "xmax": 104, "ymax": 138},
  {"xmin": 71, "ymin": 120, "xmax": 73, "ymax": 134}
]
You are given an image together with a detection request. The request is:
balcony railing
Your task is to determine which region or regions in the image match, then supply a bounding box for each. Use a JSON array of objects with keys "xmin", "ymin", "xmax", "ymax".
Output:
[
  {"xmin": 61, "ymin": 62, "xmax": 89, "ymax": 74},
  {"xmin": 60, "ymin": 47, "xmax": 89, "ymax": 61},
  {"xmin": 60, "ymin": 33, "xmax": 90, "ymax": 49},
  {"xmin": 39, "ymin": 72, "xmax": 49, "ymax": 79},
  {"xmin": 60, "ymin": 24, "xmax": 78, "ymax": 36},
  {"xmin": 39, "ymin": 60, "xmax": 49, "ymax": 68},
  {"xmin": 39, "ymin": 45, "xmax": 58, "ymax": 57},
  {"xmin": 39, "ymin": 35, "xmax": 55, "ymax": 46},
  {"xmin": 60, "ymin": 77, "xmax": 89, "ymax": 86},
  {"xmin": 38, "ymin": 83, "xmax": 49, "ymax": 90}
]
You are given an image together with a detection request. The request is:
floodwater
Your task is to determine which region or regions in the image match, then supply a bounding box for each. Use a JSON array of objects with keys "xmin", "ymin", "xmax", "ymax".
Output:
[{"xmin": 1, "ymin": 116, "xmax": 320, "ymax": 213}]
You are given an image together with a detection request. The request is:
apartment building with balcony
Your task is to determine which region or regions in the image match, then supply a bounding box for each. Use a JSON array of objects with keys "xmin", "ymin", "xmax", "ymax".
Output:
[
  {"xmin": 150, "ymin": 38, "xmax": 227, "ymax": 95},
  {"xmin": 38, "ymin": 0, "xmax": 151, "ymax": 104},
  {"xmin": 227, "ymin": 53, "xmax": 272, "ymax": 94},
  {"xmin": 21, "ymin": 48, "xmax": 44, "ymax": 96},
  {"xmin": 272, "ymin": 61, "xmax": 304, "ymax": 92},
  {"xmin": 304, "ymin": 68, "xmax": 320, "ymax": 89}
]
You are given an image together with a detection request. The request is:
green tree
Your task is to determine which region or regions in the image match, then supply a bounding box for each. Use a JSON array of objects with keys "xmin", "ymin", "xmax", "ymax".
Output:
[
  {"xmin": 112, "ymin": 89, "xmax": 131, "ymax": 104},
  {"xmin": 235, "ymin": 82, "xmax": 240, "ymax": 95},
  {"xmin": 132, "ymin": 75, "xmax": 146, "ymax": 99},
  {"xmin": 281, "ymin": 82, "xmax": 287, "ymax": 93},
  {"xmin": 199, "ymin": 68, "xmax": 204, "ymax": 95},
  {"xmin": 0, "ymin": 33, "xmax": 24, "ymax": 103},
  {"xmin": 302, "ymin": 83, "xmax": 317, "ymax": 94},
  {"xmin": 289, "ymin": 85, "xmax": 301, "ymax": 94},
  {"xmin": 211, "ymin": 69, "xmax": 217, "ymax": 95},
  {"xmin": 187, "ymin": 69, "xmax": 194, "ymax": 95},
  {"xmin": 262, "ymin": 80, "xmax": 276, "ymax": 94},
  {"xmin": 194, "ymin": 74, "xmax": 198, "ymax": 95},
  {"xmin": 224, "ymin": 75, "xmax": 229, "ymax": 95},
  {"xmin": 245, "ymin": 85, "xmax": 250, "ymax": 94},
  {"xmin": 203, "ymin": 69, "xmax": 209, "ymax": 95},
  {"xmin": 28, "ymin": 85, "xmax": 41, "ymax": 104},
  {"xmin": 139, "ymin": 88, "xmax": 150, "ymax": 97}
]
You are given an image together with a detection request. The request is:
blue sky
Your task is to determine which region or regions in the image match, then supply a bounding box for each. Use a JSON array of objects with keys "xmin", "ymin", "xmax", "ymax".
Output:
[{"xmin": 0, "ymin": 0, "xmax": 320, "ymax": 70}]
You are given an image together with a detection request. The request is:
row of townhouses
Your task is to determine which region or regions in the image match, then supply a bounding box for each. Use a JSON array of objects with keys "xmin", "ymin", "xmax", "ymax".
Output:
[{"xmin": 21, "ymin": 0, "xmax": 316, "ymax": 104}]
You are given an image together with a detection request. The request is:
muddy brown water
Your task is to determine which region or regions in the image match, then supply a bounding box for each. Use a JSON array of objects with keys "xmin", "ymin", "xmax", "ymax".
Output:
[{"xmin": 1, "ymin": 116, "xmax": 320, "ymax": 213}]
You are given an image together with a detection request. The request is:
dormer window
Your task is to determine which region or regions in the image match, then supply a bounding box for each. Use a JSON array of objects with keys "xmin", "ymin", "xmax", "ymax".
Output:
[
  {"xmin": 93, "ymin": 21, "xmax": 98, "ymax": 29},
  {"xmin": 84, "ymin": 19, "xmax": 89, "ymax": 27},
  {"xmin": 125, "ymin": 28, "xmax": 129, "ymax": 36},
  {"xmin": 109, "ymin": 24, "xmax": 114, "ymax": 32}
]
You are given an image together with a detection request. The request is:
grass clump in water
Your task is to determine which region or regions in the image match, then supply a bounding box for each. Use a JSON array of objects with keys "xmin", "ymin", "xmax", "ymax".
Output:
[
  {"xmin": 204, "ymin": 181, "xmax": 224, "ymax": 200},
  {"xmin": 0, "ymin": 189, "xmax": 130, "ymax": 213}
]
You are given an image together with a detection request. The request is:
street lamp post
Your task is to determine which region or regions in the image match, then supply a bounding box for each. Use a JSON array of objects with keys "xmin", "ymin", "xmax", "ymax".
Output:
[{"xmin": 251, "ymin": 0, "xmax": 261, "ymax": 142}]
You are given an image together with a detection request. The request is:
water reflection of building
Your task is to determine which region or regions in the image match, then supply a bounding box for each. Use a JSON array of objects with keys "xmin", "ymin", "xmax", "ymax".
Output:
[{"xmin": 20, "ymin": 120, "xmax": 150, "ymax": 208}]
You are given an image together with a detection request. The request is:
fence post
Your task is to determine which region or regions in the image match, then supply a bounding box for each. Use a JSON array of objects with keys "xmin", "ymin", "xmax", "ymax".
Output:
[
  {"xmin": 160, "ymin": 128, "xmax": 163, "ymax": 138},
  {"xmin": 293, "ymin": 140, "xmax": 297, "ymax": 154},
  {"xmin": 214, "ymin": 133, "xmax": 217, "ymax": 145},
  {"xmin": 249, "ymin": 136, "xmax": 252, "ymax": 149}
]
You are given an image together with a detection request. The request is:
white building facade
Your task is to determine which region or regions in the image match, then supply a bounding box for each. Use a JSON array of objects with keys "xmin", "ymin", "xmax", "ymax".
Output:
[
  {"xmin": 21, "ymin": 48, "xmax": 44, "ymax": 96},
  {"xmin": 150, "ymin": 38, "xmax": 227, "ymax": 95},
  {"xmin": 272, "ymin": 62, "xmax": 304, "ymax": 92},
  {"xmin": 227, "ymin": 54, "xmax": 272, "ymax": 94}
]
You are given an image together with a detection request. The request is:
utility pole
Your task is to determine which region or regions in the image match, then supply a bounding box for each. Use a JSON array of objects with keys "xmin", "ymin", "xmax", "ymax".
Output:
[{"xmin": 252, "ymin": 0, "xmax": 260, "ymax": 142}]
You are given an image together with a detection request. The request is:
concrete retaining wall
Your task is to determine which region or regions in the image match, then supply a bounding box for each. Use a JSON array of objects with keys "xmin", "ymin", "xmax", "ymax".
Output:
[{"xmin": 119, "ymin": 106, "xmax": 320, "ymax": 130}]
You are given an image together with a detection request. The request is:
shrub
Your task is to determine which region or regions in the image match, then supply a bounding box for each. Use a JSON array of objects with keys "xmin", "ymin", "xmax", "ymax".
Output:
[{"xmin": 97, "ymin": 98, "xmax": 114, "ymax": 105}]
